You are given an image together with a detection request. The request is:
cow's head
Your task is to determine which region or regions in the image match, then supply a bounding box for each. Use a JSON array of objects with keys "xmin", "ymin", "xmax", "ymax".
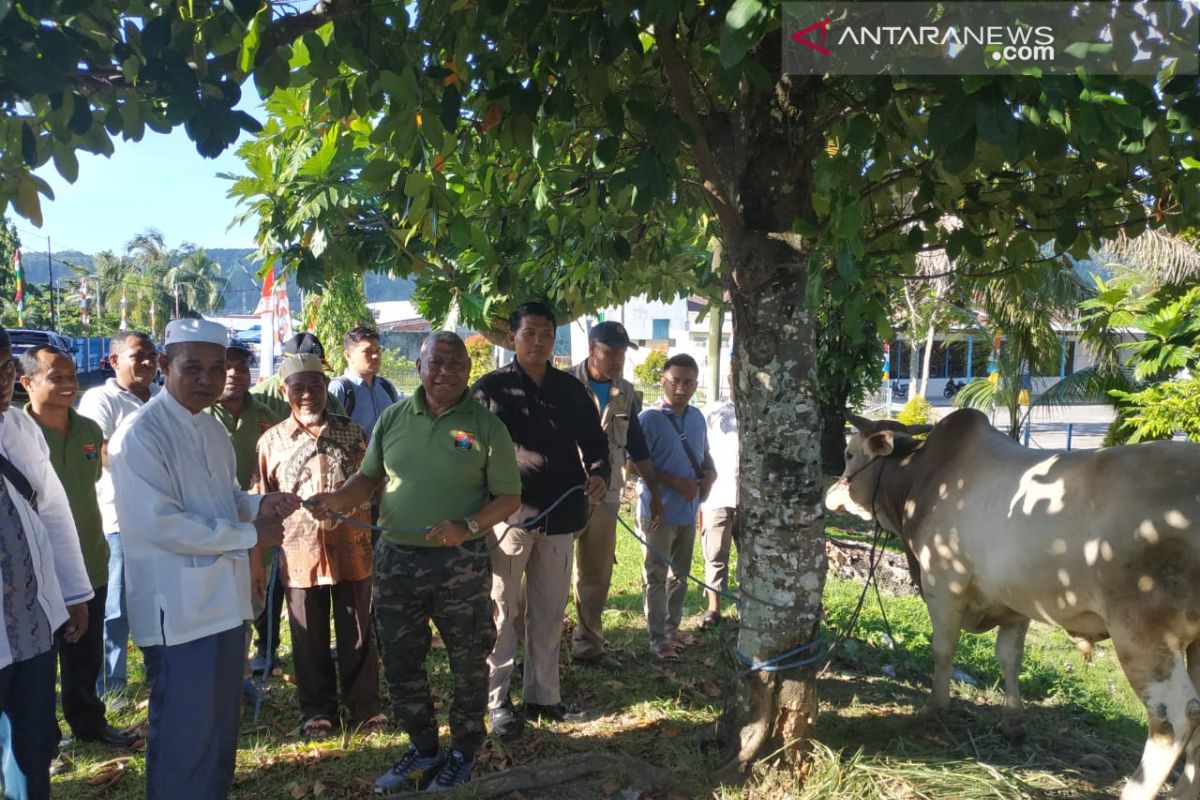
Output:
[{"xmin": 825, "ymin": 413, "xmax": 932, "ymax": 521}]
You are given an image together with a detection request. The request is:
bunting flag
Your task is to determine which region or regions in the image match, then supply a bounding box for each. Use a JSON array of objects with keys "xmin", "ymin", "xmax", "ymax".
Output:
[
  {"xmin": 119, "ymin": 289, "xmax": 128, "ymax": 331},
  {"xmin": 251, "ymin": 268, "xmax": 275, "ymax": 317},
  {"xmin": 273, "ymin": 272, "xmax": 293, "ymax": 346},
  {"xmin": 13, "ymin": 250, "xmax": 23, "ymax": 327},
  {"xmin": 79, "ymin": 276, "xmax": 90, "ymax": 328}
]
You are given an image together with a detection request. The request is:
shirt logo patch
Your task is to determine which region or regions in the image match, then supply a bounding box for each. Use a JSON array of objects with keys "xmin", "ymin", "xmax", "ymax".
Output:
[
  {"xmin": 452, "ymin": 430, "xmax": 476, "ymax": 451},
  {"xmin": 83, "ymin": 444, "xmax": 98, "ymax": 460}
]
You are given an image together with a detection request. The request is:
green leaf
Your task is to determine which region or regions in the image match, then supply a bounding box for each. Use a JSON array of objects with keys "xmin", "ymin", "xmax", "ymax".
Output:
[
  {"xmin": 238, "ymin": 7, "xmax": 269, "ymax": 73},
  {"xmin": 928, "ymin": 104, "xmax": 973, "ymax": 149},
  {"xmin": 52, "ymin": 144, "xmax": 78, "ymax": 183},
  {"xmin": 14, "ymin": 173, "xmax": 42, "ymax": 226},
  {"xmin": 941, "ymin": 126, "xmax": 976, "ymax": 173},
  {"xmin": 404, "ymin": 172, "xmax": 431, "ymax": 198},
  {"xmin": 20, "ymin": 122, "xmax": 36, "ymax": 166},
  {"xmin": 720, "ymin": 0, "xmax": 767, "ymax": 68},
  {"xmin": 593, "ymin": 136, "xmax": 619, "ymax": 168},
  {"xmin": 379, "ymin": 69, "xmax": 418, "ymax": 109},
  {"xmin": 1182, "ymin": 156, "xmax": 1200, "ymax": 170}
]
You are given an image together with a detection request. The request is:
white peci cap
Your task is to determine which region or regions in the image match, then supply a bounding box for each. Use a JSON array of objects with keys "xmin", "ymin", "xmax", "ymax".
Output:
[{"xmin": 164, "ymin": 318, "xmax": 229, "ymax": 347}]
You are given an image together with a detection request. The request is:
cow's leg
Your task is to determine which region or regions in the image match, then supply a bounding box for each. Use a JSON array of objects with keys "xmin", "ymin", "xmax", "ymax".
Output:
[
  {"xmin": 918, "ymin": 593, "xmax": 963, "ymax": 718},
  {"xmin": 1167, "ymin": 640, "xmax": 1200, "ymax": 799},
  {"xmin": 995, "ymin": 619, "xmax": 1030, "ymax": 742},
  {"xmin": 1114, "ymin": 633, "xmax": 1199, "ymax": 800}
]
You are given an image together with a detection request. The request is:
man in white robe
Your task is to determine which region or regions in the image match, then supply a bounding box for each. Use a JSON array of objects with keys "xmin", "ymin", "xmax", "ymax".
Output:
[{"xmin": 110, "ymin": 318, "xmax": 300, "ymax": 800}]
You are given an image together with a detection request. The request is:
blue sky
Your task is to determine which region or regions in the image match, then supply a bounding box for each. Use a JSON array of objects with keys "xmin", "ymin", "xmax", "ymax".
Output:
[{"xmin": 23, "ymin": 125, "xmax": 258, "ymax": 256}]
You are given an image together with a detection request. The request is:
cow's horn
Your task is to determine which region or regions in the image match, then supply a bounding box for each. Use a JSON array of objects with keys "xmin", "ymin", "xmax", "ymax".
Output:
[{"xmin": 846, "ymin": 412, "xmax": 874, "ymax": 432}]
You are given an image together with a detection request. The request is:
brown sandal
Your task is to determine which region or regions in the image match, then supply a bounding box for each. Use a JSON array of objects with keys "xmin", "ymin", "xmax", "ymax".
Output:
[
  {"xmin": 301, "ymin": 716, "xmax": 335, "ymax": 739},
  {"xmin": 359, "ymin": 713, "xmax": 389, "ymax": 734}
]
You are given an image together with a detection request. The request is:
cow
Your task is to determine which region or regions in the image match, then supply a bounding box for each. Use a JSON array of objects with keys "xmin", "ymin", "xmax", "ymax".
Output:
[{"xmin": 824, "ymin": 408, "xmax": 1200, "ymax": 800}]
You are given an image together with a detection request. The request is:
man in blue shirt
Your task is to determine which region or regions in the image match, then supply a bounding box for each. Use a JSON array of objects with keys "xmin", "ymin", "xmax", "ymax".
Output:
[
  {"xmin": 636, "ymin": 354, "xmax": 716, "ymax": 661},
  {"xmin": 329, "ymin": 325, "xmax": 402, "ymax": 442}
]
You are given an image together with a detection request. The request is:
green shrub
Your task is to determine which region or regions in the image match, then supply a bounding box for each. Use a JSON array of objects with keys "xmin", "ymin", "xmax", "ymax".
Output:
[
  {"xmin": 464, "ymin": 334, "xmax": 494, "ymax": 385},
  {"xmin": 1109, "ymin": 378, "xmax": 1200, "ymax": 443},
  {"xmin": 897, "ymin": 395, "xmax": 934, "ymax": 426},
  {"xmin": 633, "ymin": 349, "xmax": 668, "ymax": 385}
]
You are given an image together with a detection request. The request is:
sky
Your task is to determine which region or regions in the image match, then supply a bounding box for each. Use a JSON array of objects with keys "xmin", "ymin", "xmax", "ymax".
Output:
[{"xmin": 21, "ymin": 124, "xmax": 258, "ymax": 256}]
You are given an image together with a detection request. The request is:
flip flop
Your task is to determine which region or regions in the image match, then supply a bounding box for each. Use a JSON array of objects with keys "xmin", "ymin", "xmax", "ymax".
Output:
[
  {"xmin": 359, "ymin": 713, "xmax": 389, "ymax": 734},
  {"xmin": 669, "ymin": 629, "xmax": 697, "ymax": 648},
  {"xmin": 301, "ymin": 717, "xmax": 335, "ymax": 739}
]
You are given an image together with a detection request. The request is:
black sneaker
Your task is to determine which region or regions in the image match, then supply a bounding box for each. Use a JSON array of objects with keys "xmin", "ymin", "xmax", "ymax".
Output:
[
  {"xmin": 524, "ymin": 702, "xmax": 589, "ymax": 723},
  {"xmin": 489, "ymin": 700, "xmax": 522, "ymax": 741},
  {"xmin": 427, "ymin": 750, "xmax": 474, "ymax": 791},
  {"xmin": 373, "ymin": 745, "xmax": 446, "ymax": 794}
]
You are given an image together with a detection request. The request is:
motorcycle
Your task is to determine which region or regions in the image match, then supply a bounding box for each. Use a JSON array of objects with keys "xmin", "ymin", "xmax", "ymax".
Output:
[
  {"xmin": 889, "ymin": 378, "xmax": 909, "ymax": 396},
  {"xmin": 943, "ymin": 378, "xmax": 964, "ymax": 398}
]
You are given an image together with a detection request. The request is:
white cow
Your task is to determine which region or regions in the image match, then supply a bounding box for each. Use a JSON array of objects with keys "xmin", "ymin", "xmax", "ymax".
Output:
[{"xmin": 825, "ymin": 409, "xmax": 1200, "ymax": 800}]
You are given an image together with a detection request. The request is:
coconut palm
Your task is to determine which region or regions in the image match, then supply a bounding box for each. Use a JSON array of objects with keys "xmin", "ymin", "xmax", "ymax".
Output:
[{"xmin": 163, "ymin": 248, "xmax": 224, "ymax": 316}]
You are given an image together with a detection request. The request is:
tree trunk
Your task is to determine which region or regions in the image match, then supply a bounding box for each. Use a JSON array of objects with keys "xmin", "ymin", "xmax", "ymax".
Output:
[
  {"xmin": 919, "ymin": 319, "xmax": 936, "ymax": 398},
  {"xmin": 907, "ymin": 333, "xmax": 920, "ymax": 401},
  {"xmin": 718, "ymin": 237, "xmax": 825, "ymax": 778},
  {"xmin": 708, "ymin": 301, "xmax": 725, "ymax": 404}
]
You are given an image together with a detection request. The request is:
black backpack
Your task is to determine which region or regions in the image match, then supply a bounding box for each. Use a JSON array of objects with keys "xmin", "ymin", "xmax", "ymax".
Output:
[{"xmin": 336, "ymin": 376, "xmax": 399, "ymax": 415}]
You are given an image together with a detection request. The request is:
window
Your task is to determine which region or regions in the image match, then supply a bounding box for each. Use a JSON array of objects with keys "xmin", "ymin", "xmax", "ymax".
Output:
[{"xmin": 652, "ymin": 318, "xmax": 670, "ymax": 340}]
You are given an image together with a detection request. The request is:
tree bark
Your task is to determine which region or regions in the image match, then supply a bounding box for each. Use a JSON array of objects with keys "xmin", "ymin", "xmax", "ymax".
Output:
[
  {"xmin": 717, "ymin": 236, "xmax": 825, "ymax": 779},
  {"xmin": 919, "ymin": 319, "xmax": 936, "ymax": 398}
]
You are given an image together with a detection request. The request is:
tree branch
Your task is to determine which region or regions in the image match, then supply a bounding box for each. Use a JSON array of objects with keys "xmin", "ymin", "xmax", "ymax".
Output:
[{"xmin": 657, "ymin": 21, "xmax": 745, "ymax": 248}]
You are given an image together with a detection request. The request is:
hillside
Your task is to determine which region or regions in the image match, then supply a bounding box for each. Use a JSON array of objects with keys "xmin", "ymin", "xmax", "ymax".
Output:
[{"xmin": 19, "ymin": 248, "xmax": 415, "ymax": 315}]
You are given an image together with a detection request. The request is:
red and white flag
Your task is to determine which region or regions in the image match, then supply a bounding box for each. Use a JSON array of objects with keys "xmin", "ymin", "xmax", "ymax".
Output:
[{"xmin": 252, "ymin": 268, "xmax": 275, "ymax": 317}]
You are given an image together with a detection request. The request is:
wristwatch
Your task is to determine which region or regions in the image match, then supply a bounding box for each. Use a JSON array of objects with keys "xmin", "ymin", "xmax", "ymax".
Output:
[{"xmin": 464, "ymin": 517, "xmax": 481, "ymax": 535}]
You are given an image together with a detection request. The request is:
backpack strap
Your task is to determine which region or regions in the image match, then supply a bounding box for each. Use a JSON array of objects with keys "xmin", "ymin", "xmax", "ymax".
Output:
[
  {"xmin": 379, "ymin": 377, "xmax": 399, "ymax": 403},
  {"xmin": 335, "ymin": 377, "xmax": 357, "ymax": 416},
  {"xmin": 0, "ymin": 451, "xmax": 38, "ymax": 512},
  {"xmin": 660, "ymin": 406, "xmax": 703, "ymax": 480}
]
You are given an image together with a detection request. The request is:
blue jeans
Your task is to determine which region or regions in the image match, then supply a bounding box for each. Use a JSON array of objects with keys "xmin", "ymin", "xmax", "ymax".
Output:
[
  {"xmin": 0, "ymin": 649, "xmax": 57, "ymax": 800},
  {"xmin": 97, "ymin": 532, "xmax": 128, "ymax": 695}
]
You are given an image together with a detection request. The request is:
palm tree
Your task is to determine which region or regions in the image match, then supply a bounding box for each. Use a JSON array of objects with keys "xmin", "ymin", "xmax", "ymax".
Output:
[{"xmin": 163, "ymin": 248, "xmax": 224, "ymax": 316}]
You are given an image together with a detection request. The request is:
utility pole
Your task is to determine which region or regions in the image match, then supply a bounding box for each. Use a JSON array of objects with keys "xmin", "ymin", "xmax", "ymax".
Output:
[{"xmin": 47, "ymin": 237, "xmax": 56, "ymax": 330}]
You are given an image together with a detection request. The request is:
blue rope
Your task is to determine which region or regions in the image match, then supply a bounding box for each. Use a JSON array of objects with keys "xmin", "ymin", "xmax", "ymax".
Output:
[
  {"xmin": 733, "ymin": 634, "xmax": 825, "ymax": 673},
  {"xmin": 307, "ymin": 484, "xmax": 587, "ymax": 553}
]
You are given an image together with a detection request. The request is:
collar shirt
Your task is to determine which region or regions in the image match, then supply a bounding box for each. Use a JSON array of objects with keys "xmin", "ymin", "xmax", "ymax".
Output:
[
  {"xmin": 109, "ymin": 391, "xmax": 263, "ymax": 648},
  {"xmin": 77, "ymin": 378, "xmax": 160, "ymax": 533},
  {"xmin": 254, "ymin": 414, "xmax": 372, "ymax": 587},
  {"xmin": 472, "ymin": 360, "xmax": 610, "ymax": 535},
  {"xmin": 26, "ymin": 407, "xmax": 108, "ymax": 588},
  {"xmin": 701, "ymin": 400, "xmax": 739, "ymax": 512},
  {"xmin": 567, "ymin": 359, "xmax": 650, "ymax": 500},
  {"xmin": 0, "ymin": 409, "xmax": 94, "ymax": 669},
  {"xmin": 329, "ymin": 371, "xmax": 401, "ymax": 442},
  {"xmin": 208, "ymin": 396, "xmax": 285, "ymax": 490},
  {"xmin": 637, "ymin": 402, "xmax": 710, "ymax": 526}
]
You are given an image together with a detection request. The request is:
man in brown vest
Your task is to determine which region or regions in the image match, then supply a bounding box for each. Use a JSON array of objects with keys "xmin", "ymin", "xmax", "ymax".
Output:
[{"xmin": 568, "ymin": 322, "xmax": 663, "ymax": 670}]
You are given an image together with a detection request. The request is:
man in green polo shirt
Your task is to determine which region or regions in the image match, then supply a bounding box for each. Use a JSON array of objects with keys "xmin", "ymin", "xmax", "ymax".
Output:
[
  {"xmin": 20, "ymin": 345, "xmax": 137, "ymax": 750},
  {"xmin": 250, "ymin": 332, "xmax": 346, "ymax": 421},
  {"xmin": 208, "ymin": 343, "xmax": 286, "ymax": 676},
  {"xmin": 307, "ymin": 331, "xmax": 521, "ymax": 792}
]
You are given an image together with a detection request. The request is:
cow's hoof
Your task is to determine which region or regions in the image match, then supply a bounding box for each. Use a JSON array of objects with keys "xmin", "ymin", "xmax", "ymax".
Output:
[{"xmin": 998, "ymin": 716, "xmax": 1026, "ymax": 743}]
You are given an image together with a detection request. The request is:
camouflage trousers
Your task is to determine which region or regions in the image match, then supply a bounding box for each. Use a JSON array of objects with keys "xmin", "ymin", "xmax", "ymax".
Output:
[{"xmin": 373, "ymin": 538, "xmax": 495, "ymax": 757}]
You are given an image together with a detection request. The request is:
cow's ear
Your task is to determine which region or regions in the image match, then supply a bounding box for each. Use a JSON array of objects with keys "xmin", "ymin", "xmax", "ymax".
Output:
[
  {"xmin": 905, "ymin": 423, "xmax": 934, "ymax": 435},
  {"xmin": 846, "ymin": 412, "xmax": 874, "ymax": 432},
  {"xmin": 865, "ymin": 430, "xmax": 894, "ymax": 457}
]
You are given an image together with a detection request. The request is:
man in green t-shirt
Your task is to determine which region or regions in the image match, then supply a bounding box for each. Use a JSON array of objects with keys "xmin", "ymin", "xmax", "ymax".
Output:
[
  {"xmin": 20, "ymin": 345, "xmax": 137, "ymax": 749},
  {"xmin": 209, "ymin": 344, "xmax": 286, "ymax": 674},
  {"xmin": 308, "ymin": 331, "xmax": 521, "ymax": 792},
  {"xmin": 250, "ymin": 332, "xmax": 346, "ymax": 420}
]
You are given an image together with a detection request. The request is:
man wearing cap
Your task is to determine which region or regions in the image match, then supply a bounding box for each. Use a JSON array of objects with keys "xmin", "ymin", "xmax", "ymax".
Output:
[
  {"xmin": 208, "ymin": 344, "xmax": 287, "ymax": 675},
  {"xmin": 78, "ymin": 330, "xmax": 160, "ymax": 701},
  {"xmin": 0, "ymin": 329, "xmax": 93, "ymax": 800},
  {"xmin": 253, "ymin": 354, "xmax": 383, "ymax": 739},
  {"xmin": 250, "ymin": 332, "xmax": 346, "ymax": 421},
  {"xmin": 567, "ymin": 322, "xmax": 663, "ymax": 670},
  {"xmin": 109, "ymin": 319, "xmax": 301, "ymax": 800}
]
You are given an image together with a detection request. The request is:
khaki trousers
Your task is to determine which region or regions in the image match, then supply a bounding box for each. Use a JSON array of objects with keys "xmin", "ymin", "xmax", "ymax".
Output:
[
  {"xmin": 571, "ymin": 503, "xmax": 619, "ymax": 660},
  {"xmin": 487, "ymin": 525, "xmax": 576, "ymax": 708},
  {"xmin": 640, "ymin": 520, "xmax": 697, "ymax": 648}
]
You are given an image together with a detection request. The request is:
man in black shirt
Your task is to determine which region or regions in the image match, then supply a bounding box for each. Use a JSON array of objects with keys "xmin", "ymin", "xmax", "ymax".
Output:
[{"xmin": 472, "ymin": 303, "xmax": 609, "ymax": 738}]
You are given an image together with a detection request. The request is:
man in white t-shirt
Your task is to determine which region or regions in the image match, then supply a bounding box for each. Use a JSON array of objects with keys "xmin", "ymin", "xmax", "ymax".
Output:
[
  {"xmin": 77, "ymin": 331, "xmax": 160, "ymax": 702},
  {"xmin": 698, "ymin": 374, "xmax": 738, "ymax": 630}
]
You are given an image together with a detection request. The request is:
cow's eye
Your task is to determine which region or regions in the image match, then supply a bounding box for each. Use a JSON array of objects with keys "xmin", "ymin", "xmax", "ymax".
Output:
[{"xmin": 845, "ymin": 451, "xmax": 853, "ymax": 461}]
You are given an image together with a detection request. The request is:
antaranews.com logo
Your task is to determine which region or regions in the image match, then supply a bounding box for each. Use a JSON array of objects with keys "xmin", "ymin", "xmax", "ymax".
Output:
[{"xmin": 782, "ymin": 2, "xmax": 1198, "ymax": 76}]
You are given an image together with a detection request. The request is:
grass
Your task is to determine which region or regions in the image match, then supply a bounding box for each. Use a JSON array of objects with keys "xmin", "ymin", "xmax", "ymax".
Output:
[{"xmin": 50, "ymin": 510, "xmax": 1150, "ymax": 799}]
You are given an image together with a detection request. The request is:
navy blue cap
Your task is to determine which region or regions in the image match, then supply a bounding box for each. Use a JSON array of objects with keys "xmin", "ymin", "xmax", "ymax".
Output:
[{"xmin": 589, "ymin": 321, "xmax": 638, "ymax": 350}]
